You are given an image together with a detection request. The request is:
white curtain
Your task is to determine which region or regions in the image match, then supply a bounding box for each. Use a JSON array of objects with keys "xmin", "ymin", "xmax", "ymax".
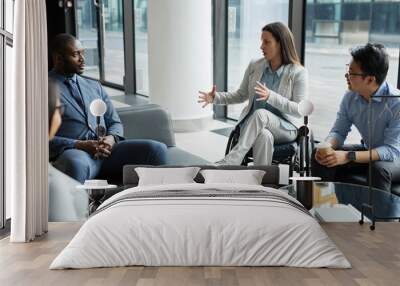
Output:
[{"xmin": 7, "ymin": 0, "xmax": 48, "ymax": 242}]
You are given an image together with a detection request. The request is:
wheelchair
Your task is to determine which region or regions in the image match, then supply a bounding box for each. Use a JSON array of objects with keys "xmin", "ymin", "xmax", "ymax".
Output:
[{"xmin": 225, "ymin": 125, "xmax": 314, "ymax": 178}]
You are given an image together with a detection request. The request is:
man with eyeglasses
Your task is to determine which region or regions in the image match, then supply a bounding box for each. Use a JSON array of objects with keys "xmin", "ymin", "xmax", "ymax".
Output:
[
  {"xmin": 49, "ymin": 34, "xmax": 167, "ymax": 184},
  {"xmin": 312, "ymin": 43, "xmax": 400, "ymax": 192}
]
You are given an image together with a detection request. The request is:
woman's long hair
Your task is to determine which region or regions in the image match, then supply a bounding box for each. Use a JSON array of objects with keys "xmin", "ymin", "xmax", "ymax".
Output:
[
  {"xmin": 48, "ymin": 79, "xmax": 59, "ymax": 132},
  {"xmin": 262, "ymin": 22, "xmax": 300, "ymax": 65}
]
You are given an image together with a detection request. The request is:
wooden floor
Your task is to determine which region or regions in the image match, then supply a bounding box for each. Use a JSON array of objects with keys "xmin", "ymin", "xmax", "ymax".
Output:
[{"xmin": 0, "ymin": 222, "xmax": 399, "ymax": 286}]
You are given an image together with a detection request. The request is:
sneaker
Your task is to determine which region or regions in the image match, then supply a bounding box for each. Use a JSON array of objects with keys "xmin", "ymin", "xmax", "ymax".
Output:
[{"xmin": 213, "ymin": 159, "xmax": 230, "ymax": 166}]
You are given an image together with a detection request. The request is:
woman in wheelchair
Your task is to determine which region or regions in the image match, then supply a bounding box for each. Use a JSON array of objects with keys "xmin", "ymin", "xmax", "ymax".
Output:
[{"xmin": 198, "ymin": 22, "xmax": 308, "ymax": 166}]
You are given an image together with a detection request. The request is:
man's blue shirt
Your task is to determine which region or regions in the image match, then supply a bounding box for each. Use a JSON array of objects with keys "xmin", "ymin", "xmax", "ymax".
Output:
[{"xmin": 327, "ymin": 81, "xmax": 400, "ymax": 161}]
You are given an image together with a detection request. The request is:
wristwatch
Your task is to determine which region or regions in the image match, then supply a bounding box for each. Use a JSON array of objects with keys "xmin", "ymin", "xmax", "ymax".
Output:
[
  {"xmin": 112, "ymin": 134, "xmax": 120, "ymax": 144},
  {"xmin": 347, "ymin": 151, "xmax": 356, "ymax": 162}
]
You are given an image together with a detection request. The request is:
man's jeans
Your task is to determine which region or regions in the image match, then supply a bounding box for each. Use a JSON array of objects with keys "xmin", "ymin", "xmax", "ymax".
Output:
[{"xmin": 53, "ymin": 139, "xmax": 168, "ymax": 183}]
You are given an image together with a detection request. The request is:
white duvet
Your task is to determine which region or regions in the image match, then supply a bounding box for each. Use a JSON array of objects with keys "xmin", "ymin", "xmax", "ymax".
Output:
[{"xmin": 50, "ymin": 183, "xmax": 351, "ymax": 269}]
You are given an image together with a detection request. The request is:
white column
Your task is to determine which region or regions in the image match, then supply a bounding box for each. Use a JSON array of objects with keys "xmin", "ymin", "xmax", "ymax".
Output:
[{"xmin": 148, "ymin": 0, "xmax": 212, "ymax": 131}]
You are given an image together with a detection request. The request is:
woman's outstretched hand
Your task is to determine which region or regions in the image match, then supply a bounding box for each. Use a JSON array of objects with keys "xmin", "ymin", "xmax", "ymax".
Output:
[
  {"xmin": 254, "ymin": 81, "xmax": 271, "ymax": 101},
  {"xmin": 198, "ymin": 85, "xmax": 216, "ymax": 108}
]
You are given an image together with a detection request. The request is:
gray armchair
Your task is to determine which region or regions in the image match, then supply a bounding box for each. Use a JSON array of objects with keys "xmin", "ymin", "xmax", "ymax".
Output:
[
  {"xmin": 117, "ymin": 104, "xmax": 209, "ymax": 165},
  {"xmin": 49, "ymin": 103, "xmax": 209, "ymax": 221}
]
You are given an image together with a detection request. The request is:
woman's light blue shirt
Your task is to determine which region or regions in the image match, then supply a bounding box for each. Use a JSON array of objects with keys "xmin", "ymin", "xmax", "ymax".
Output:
[{"xmin": 241, "ymin": 62, "xmax": 296, "ymax": 131}]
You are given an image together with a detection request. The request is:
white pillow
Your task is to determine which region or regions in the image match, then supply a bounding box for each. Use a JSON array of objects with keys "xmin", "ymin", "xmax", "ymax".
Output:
[
  {"xmin": 135, "ymin": 167, "xmax": 201, "ymax": 186},
  {"xmin": 200, "ymin": 169, "xmax": 266, "ymax": 185}
]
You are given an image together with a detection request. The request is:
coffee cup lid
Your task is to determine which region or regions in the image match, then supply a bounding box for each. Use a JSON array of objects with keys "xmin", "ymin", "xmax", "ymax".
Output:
[
  {"xmin": 316, "ymin": 142, "xmax": 332, "ymax": 149},
  {"xmin": 84, "ymin": 179, "xmax": 108, "ymax": 187}
]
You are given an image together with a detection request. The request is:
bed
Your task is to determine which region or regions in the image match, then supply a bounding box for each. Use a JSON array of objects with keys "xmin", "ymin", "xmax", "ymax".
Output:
[{"xmin": 50, "ymin": 166, "xmax": 351, "ymax": 269}]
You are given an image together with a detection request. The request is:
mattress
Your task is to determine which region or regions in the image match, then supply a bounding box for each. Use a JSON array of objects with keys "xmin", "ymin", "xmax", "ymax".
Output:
[{"xmin": 50, "ymin": 183, "xmax": 351, "ymax": 269}]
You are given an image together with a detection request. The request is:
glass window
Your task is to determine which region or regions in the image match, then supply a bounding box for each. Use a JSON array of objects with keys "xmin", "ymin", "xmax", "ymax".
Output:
[
  {"xmin": 5, "ymin": 43, "xmax": 12, "ymax": 219},
  {"xmin": 305, "ymin": 0, "xmax": 400, "ymax": 142},
  {"xmin": 134, "ymin": 0, "xmax": 148, "ymax": 95},
  {"xmin": 76, "ymin": 0, "xmax": 101, "ymax": 80},
  {"xmin": 227, "ymin": 0, "xmax": 290, "ymax": 120},
  {"xmin": 5, "ymin": 0, "xmax": 14, "ymax": 33},
  {"xmin": 0, "ymin": 38, "xmax": 3, "ymax": 228},
  {"xmin": 103, "ymin": 0, "xmax": 124, "ymax": 85},
  {"xmin": 76, "ymin": 0, "xmax": 125, "ymax": 87},
  {"xmin": 0, "ymin": 0, "xmax": 3, "ymax": 29}
]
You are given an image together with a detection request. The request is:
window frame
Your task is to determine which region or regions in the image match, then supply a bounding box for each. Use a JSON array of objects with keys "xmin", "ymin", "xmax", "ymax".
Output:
[
  {"xmin": 304, "ymin": 0, "xmax": 400, "ymax": 141},
  {"xmin": 69, "ymin": 0, "xmax": 400, "ymax": 113},
  {"xmin": 224, "ymin": 0, "xmax": 299, "ymax": 121},
  {"xmin": 0, "ymin": 0, "xmax": 13, "ymax": 232},
  {"xmin": 73, "ymin": 0, "xmax": 125, "ymax": 91},
  {"xmin": 222, "ymin": 0, "xmax": 400, "ymax": 122},
  {"xmin": 213, "ymin": 0, "xmax": 228, "ymax": 118}
]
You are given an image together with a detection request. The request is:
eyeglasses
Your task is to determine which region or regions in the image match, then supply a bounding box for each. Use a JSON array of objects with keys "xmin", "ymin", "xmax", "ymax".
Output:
[
  {"xmin": 345, "ymin": 64, "xmax": 366, "ymax": 78},
  {"xmin": 55, "ymin": 103, "xmax": 65, "ymax": 115},
  {"xmin": 345, "ymin": 72, "xmax": 366, "ymax": 78}
]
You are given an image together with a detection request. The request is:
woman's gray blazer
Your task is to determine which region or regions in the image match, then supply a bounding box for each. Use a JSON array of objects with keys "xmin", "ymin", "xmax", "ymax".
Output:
[{"xmin": 213, "ymin": 58, "xmax": 308, "ymax": 129}]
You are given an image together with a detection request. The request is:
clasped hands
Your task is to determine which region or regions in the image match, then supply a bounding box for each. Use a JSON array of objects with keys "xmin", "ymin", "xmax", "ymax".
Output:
[
  {"xmin": 315, "ymin": 150, "xmax": 349, "ymax": 168},
  {"xmin": 75, "ymin": 135, "xmax": 115, "ymax": 159}
]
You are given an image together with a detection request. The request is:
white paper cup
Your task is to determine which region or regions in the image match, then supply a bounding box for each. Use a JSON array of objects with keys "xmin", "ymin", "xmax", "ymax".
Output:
[{"xmin": 316, "ymin": 142, "xmax": 333, "ymax": 157}]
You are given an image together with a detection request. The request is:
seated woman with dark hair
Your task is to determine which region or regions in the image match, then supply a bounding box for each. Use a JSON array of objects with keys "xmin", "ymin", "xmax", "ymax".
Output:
[
  {"xmin": 48, "ymin": 79, "xmax": 63, "ymax": 140},
  {"xmin": 48, "ymin": 80, "xmax": 89, "ymax": 221}
]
